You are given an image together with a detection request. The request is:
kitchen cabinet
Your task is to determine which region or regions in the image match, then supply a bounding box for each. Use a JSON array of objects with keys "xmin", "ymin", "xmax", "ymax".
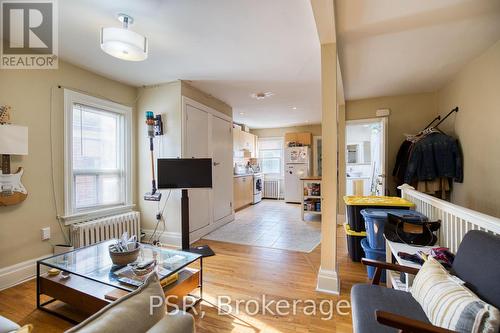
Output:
[
  {"xmin": 233, "ymin": 176, "xmax": 253, "ymax": 210},
  {"xmin": 285, "ymin": 132, "xmax": 312, "ymax": 146},
  {"xmin": 233, "ymin": 128, "xmax": 257, "ymax": 158}
]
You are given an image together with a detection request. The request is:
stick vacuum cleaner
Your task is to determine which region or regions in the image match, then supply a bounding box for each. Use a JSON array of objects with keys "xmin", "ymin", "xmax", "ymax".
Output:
[{"xmin": 144, "ymin": 111, "xmax": 162, "ymax": 201}]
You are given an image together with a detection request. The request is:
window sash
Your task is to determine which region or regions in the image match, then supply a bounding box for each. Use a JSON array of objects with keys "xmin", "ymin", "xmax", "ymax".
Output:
[{"xmin": 258, "ymin": 137, "xmax": 284, "ymax": 176}]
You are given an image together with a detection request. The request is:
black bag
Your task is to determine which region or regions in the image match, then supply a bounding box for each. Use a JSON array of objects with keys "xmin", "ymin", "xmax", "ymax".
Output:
[{"xmin": 384, "ymin": 213, "xmax": 440, "ymax": 246}]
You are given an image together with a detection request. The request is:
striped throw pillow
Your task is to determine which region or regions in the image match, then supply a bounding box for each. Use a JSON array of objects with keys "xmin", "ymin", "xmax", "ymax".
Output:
[{"xmin": 411, "ymin": 256, "xmax": 500, "ymax": 333}]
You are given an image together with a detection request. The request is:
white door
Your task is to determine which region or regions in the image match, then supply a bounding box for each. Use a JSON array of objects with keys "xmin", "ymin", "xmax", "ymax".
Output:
[
  {"xmin": 212, "ymin": 116, "xmax": 233, "ymax": 221},
  {"xmin": 184, "ymin": 104, "xmax": 211, "ymax": 232}
]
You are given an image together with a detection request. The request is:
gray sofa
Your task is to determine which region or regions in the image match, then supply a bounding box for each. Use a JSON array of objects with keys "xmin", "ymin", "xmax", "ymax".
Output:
[
  {"xmin": 351, "ymin": 230, "xmax": 500, "ymax": 333},
  {"xmin": 66, "ymin": 273, "xmax": 194, "ymax": 333},
  {"xmin": 0, "ymin": 315, "xmax": 20, "ymax": 333}
]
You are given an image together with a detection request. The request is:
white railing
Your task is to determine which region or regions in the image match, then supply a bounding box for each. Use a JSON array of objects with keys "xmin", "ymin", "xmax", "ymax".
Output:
[{"xmin": 399, "ymin": 184, "xmax": 500, "ymax": 253}]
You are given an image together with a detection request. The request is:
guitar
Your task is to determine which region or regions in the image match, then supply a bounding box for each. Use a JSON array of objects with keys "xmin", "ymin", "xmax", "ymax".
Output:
[{"xmin": 0, "ymin": 105, "xmax": 28, "ymax": 206}]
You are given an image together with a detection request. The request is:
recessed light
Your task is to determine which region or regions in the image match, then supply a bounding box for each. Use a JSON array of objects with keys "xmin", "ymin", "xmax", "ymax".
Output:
[
  {"xmin": 239, "ymin": 112, "xmax": 245, "ymax": 115},
  {"xmin": 291, "ymin": 106, "xmax": 297, "ymax": 110},
  {"xmin": 250, "ymin": 92, "xmax": 274, "ymax": 100}
]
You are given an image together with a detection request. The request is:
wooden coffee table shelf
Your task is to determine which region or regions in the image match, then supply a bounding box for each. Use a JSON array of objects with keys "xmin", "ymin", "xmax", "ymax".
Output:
[{"xmin": 36, "ymin": 240, "xmax": 205, "ymax": 324}]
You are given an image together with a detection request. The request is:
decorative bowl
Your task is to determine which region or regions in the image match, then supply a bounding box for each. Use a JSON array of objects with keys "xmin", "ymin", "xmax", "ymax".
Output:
[{"xmin": 109, "ymin": 242, "xmax": 140, "ymax": 266}]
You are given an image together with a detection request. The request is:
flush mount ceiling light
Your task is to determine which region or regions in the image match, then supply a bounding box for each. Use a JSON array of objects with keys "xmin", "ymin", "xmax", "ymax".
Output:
[
  {"xmin": 100, "ymin": 14, "xmax": 148, "ymax": 61},
  {"xmin": 250, "ymin": 92, "xmax": 274, "ymax": 100}
]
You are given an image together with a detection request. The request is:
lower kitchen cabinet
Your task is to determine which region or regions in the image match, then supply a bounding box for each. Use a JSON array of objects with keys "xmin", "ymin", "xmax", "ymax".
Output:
[{"xmin": 233, "ymin": 176, "xmax": 253, "ymax": 210}]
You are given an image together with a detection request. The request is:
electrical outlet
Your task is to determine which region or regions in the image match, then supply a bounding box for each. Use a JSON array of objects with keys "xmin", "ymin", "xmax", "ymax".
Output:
[{"xmin": 41, "ymin": 227, "xmax": 50, "ymax": 241}]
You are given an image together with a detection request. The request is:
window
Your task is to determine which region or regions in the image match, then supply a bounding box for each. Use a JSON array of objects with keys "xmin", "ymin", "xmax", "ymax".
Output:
[
  {"xmin": 64, "ymin": 90, "xmax": 132, "ymax": 218},
  {"xmin": 258, "ymin": 137, "xmax": 284, "ymax": 175}
]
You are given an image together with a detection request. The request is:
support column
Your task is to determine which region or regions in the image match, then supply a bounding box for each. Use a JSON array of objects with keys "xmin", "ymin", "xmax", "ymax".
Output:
[{"xmin": 317, "ymin": 42, "xmax": 339, "ymax": 294}]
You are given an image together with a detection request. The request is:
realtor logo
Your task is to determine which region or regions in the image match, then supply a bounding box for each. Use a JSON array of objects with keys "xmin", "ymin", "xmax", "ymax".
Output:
[{"xmin": 1, "ymin": 0, "xmax": 58, "ymax": 69}]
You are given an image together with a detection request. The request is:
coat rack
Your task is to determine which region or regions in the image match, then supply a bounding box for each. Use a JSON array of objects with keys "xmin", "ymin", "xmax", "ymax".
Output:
[{"xmin": 434, "ymin": 106, "xmax": 459, "ymax": 129}]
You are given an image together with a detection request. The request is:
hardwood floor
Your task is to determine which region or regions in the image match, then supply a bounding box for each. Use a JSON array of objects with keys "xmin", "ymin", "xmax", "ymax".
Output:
[{"xmin": 0, "ymin": 226, "xmax": 367, "ymax": 333}]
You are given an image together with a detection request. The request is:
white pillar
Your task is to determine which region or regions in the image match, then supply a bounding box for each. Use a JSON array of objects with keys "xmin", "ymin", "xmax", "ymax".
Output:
[{"xmin": 317, "ymin": 42, "xmax": 340, "ymax": 294}]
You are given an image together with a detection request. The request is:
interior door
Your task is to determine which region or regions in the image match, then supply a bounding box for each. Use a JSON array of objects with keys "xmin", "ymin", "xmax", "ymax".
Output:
[
  {"xmin": 212, "ymin": 116, "xmax": 233, "ymax": 220},
  {"xmin": 184, "ymin": 104, "xmax": 211, "ymax": 232}
]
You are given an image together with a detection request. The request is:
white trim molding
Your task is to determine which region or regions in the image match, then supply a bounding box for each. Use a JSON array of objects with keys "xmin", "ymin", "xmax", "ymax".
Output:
[
  {"xmin": 0, "ymin": 254, "xmax": 51, "ymax": 291},
  {"xmin": 141, "ymin": 229, "xmax": 182, "ymax": 248},
  {"xmin": 316, "ymin": 266, "xmax": 340, "ymax": 295},
  {"xmin": 189, "ymin": 213, "xmax": 235, "ymax": 244}
]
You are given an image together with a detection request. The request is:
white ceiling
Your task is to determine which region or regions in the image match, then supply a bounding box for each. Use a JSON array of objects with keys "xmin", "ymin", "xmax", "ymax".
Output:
[
  {"xmin": 336, "ymin": 0, "xmax": 500, "ymax": 100},
  {"xmin": 58, "ymin": 0, "xmax": 322, "ymax": 129}
]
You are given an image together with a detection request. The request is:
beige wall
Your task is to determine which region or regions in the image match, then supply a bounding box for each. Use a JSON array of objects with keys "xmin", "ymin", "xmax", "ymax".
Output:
[
  {"xmin": 0, "ymin": 61, "xmax": 137, "ymax": 268},
  {"xmin": 250, "ymin": 124, "xmax": 322, "ymax": 138},
  {"xmin": 436, "ymin": 40, "xmax": 500, "ymax": 217},
  {"xmin": 137, "ymin": 82, "xmax": 183, "ymax": 237},
  {"xmin": 181, "ymin": 81, "xmax": 232, "ymax": 118},
  {"xmin": 345, "ymin": 92, "xmax": 438, "ymax": 197}
]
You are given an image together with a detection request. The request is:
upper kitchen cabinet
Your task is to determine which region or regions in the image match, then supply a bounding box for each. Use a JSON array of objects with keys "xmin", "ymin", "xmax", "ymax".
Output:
[
  {"xmin": 285, "ymin": 132, "xmax": 312, "ymax": 146},
  {"xmin": 233, "ymin": 127, "xmax": 257, "ymax": 158}
]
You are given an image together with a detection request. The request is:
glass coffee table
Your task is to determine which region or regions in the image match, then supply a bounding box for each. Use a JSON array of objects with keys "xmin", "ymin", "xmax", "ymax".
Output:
[{"xmin": 37, "ymin": 240, "xmax": 203, "ymax": 323}]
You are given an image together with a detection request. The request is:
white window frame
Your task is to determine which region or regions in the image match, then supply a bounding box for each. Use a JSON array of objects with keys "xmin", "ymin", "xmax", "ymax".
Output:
[
  {"xmin": 63, "ymin": 89, "xmax": 133, "ymax": 224},
  {"xmin": 258, "ymin": 137, "xmax": 284, "ymax": 177}
]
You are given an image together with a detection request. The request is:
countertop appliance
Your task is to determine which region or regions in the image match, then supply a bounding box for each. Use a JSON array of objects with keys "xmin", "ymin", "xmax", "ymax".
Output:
[
  {"xmin": 284, "ymin": 147, "xmax": 311, "ymax": 203},
  {"xmin": 252, "ymin": 173, "xmax": 263, "ymax": 204}
]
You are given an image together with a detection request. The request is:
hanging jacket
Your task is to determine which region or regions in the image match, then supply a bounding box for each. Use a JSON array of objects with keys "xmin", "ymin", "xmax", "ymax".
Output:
[
  {"xmin": 404, "ymin": 133, "xmax": 463, "ymax": 184},
  {"xmin": 393, "ymin": 140, "xmax": 412, "ymax": 185}
]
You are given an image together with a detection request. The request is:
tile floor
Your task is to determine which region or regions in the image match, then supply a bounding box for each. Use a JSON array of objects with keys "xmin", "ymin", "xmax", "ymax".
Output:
[{"xmin": 202, "ymin": 199, "xmax": 321, "ymax": 252}]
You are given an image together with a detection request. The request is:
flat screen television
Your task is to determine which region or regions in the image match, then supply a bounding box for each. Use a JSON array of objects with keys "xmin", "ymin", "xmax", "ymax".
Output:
[{"xmin": 157, "ymin": 158, "xmax": 213, "ymax": 189}]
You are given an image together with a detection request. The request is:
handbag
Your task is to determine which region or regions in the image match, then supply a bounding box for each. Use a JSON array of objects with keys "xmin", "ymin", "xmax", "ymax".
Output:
[{"xmin": 384, "ymin": 213, "xmax": 440, "ymax": 246}]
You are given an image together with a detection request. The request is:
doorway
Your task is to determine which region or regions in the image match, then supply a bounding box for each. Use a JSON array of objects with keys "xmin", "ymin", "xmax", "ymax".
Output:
[{"xmin": 345, "ymin": 118, "xmax": 387, "ymax": 196}]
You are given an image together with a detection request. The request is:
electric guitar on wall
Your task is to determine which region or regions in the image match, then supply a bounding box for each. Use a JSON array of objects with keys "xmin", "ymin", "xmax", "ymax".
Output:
[{"xmin": 0, "ymin": 105, "xmax": 28, "ymax": 206}]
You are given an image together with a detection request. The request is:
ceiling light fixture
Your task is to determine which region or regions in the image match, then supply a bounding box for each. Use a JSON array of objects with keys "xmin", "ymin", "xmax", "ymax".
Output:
[
  {"xmin": 291, "ymin": 106, "xmax": 297, "ymax": 110},
  {"xmin": 239, "ymin": 112, "xmax": 245, "ymax": 115},
  {"xmin": 101, "ymin": 14, "xmax": 148, "ymax": 61},
  {"xmin": 250, "ymin": 92, "xmax": 274, "ymax": 100}
]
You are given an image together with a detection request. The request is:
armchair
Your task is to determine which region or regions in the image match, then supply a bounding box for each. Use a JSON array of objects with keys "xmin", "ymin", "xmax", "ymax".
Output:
[{"xmin": 351, "ymin": 230, "xmax": 500, "ymax": 333}]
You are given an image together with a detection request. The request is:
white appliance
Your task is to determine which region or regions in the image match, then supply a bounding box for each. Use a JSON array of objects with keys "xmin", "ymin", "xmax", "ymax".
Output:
[
  {"xmin": 284, "ymin": 147, "xmax": 311, "ymax": 203},
  {"xmin": 252, "ymin": 173, "xmax": 263, "ymax": 204}
]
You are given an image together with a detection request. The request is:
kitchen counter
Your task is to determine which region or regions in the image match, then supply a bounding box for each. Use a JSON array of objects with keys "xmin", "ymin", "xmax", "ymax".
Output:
[
  {"xmin": 234, "ymin": 173, "xmax": 254, "ymax": 178},
  {"xmin": 300, "ymin": 176, "xmax": 322, "ymax": 181}
]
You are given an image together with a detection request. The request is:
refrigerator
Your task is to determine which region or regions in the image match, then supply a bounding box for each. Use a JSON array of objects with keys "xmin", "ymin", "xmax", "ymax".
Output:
[{"xmin": 284, "ymin": 147, "xmax": 312, "ymax": 203}]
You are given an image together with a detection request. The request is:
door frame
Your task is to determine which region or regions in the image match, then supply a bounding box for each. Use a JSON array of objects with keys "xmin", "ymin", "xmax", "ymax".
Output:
[
  {"xmin": 313, "ymin": 135, "xmax": 322, "ymax": 177},
  {"xmin": 345, "ymin": 117, "xmax": 388, "ymax": 195}
]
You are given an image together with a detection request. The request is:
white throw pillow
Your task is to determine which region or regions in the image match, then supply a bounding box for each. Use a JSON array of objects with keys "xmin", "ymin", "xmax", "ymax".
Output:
[{"xmin": 411, "ymin": 256, "xmax": 500, "ymax": 333}]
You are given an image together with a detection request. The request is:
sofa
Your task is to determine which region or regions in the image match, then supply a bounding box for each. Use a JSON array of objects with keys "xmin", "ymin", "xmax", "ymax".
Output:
[
  {"xmin": 66, "ymin": 273, "xmax": 194, "ymax": 333},
  {"xmin": 0, "ymin": 315, "xmax": 20, "ymax": 333},
  {"xmin": 351, "ymin": 230, "xmax": 500, "ymax": 332}
]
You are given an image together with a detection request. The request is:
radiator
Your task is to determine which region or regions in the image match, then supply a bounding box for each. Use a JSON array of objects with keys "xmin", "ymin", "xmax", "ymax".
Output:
[
  {"xmin": 70, "ymin": 211, "xmax": 141, "ymax": 248},
  {"xmin": 264, "ymin": 179, "xmax": 283, "ymax": 199}
]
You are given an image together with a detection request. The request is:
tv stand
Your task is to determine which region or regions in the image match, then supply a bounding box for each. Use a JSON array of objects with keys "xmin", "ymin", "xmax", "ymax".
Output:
[{"xmin": 181, "ymin": 189, "xmax": 215, "ymax": 257}]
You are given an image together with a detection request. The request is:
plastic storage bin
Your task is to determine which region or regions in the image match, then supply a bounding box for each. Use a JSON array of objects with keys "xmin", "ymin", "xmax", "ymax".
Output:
[
  {"xmin": 344, "ymin": 224, "xmax": 367, "ymax": 262},
  {"xmin": 361, "ymin": 209, "xmax": 429, "ymax": 250},
  {"xmin": 344, "ymin": 196, "xmax": 415, "ymax": 232},
  {"xmin": 360, "ymin": 238, "xmax": 386, "ymax": 282}
]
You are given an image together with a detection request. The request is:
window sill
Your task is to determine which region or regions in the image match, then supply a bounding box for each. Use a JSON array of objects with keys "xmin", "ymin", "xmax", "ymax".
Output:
[{"xmin": 61, "ymin": 204, "xmax": 136, "ymax": 226}]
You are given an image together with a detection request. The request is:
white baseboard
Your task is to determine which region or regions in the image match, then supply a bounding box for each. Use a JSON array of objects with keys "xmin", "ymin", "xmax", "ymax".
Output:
[
  {"xmin": 316, "ymin": 266, "xmax": 340, "ymax": 295},
  {"xmin": 337, "ymin": 214, "xmax": 346, "ymax": 225},
  {"xmin": 141, "ymin": 229, "xmax": 182, "ymax": 248},
  {"xmin": 189, "ymin": 213, "xmax": 235, "ymax": 244},
  {"xmin": 0, "ymin": 254, "xmax": 52, "ymax": 291}
]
